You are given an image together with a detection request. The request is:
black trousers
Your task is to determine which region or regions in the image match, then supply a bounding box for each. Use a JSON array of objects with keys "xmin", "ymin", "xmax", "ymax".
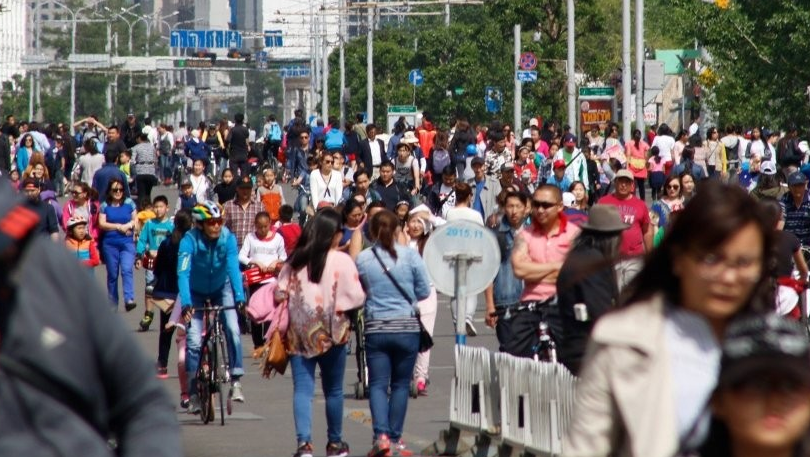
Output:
[
  {"xmin": 157, "ymin": 308, "xmax": 175, "ymax": 368},
  {"xmin": 503, "ymin": 304, "xmax": 562, "ymax": 359},
  {"xmin": 135, "ymin": 174, "xmax": 158, "ymax": 203}
]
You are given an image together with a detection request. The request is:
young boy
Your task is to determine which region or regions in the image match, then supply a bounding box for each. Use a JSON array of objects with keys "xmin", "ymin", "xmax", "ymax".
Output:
[
  {"xmin": 175, "ymin": 179, "xmax": 197, "ymax": 214},
  {"xmin": 276, "ymin": 204, "xmax": 302, "ymax": 256},
  {"xmin": 546, "ymin": 159, "xmax": 572, "ymax": 192},
  {"xmin": 135, "ymin": 195, "xmax": 174, "ymax": 334}
]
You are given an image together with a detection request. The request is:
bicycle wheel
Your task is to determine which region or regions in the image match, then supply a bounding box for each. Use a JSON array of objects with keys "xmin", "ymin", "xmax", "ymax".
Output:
[
  {"xmin": 198, "ymin": 344, "xmax": 215, "ymax": 424},
  {"xmin": 216, "ymin": 334, "xmax": 229, "ymax": 425}
]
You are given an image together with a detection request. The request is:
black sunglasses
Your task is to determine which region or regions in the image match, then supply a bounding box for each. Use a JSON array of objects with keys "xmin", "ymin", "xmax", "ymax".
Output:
[{"xmin": 531, "ymin": 200, "xmax": 558, "ymax": 210}]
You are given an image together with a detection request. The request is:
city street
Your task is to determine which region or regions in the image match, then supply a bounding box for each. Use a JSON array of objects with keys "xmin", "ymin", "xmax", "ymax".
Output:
[{"xmin": 100, "ymin": 239, "xmax": 495, "ymax": 457}]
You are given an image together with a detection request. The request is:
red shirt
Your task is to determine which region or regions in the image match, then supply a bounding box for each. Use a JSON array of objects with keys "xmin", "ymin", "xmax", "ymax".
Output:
[
  {"xmin": 277, "ymin": 223, "xmax": 302, "ymax": 256},
  {"xmin": 598, "ymin": 193, "xmax": 650, "ymax": 257}
]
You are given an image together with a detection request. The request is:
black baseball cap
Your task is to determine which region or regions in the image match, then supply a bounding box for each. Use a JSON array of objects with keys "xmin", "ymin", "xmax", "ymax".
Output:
[
  {"xmin": 718, "ymin": 314, "xmax": 810, "ymax": 388},
  {"xmin": 237, "ymin": 175, "xmax": 253, "ymax": 188}
]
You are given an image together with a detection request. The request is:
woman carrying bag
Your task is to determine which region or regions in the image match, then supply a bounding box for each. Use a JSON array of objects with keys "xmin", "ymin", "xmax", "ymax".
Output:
[
  {"xmin": 356, "ymin": 210, "xmax": 432, "ymax": 457},
  {"xmin": 275, "ymin": 209, "xmax": 366, "ymax": 457}
]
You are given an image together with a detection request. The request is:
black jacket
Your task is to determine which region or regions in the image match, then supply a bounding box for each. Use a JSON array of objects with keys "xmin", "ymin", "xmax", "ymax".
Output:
[
  {"xmin": 555, "ymin": 245, "xmax": 619, "ymax": 376},
  {"xmin": 0, "ymin": 133, "xmax": 11, "ymax": 174},
  {"xmin": 371, "ymin": 177, "xmax": 409, "ymax": 211},
  {"xmin": 0, "ymin": 235, "xmax": 181, "ymax": 456},
  {"xmin": 358, "ymin": 138, "xmax": 385, "ymax": 173}
]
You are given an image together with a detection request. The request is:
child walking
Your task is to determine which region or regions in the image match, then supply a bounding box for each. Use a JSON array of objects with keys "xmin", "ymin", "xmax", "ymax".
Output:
[
  {"xmin": 136, "ymin": 195, "xmax": 174, "ymax": 332},
  {"xmin": 65, "ymin": 217, "xmax": 100, "ymax": 267},
  {"xmin": 151, "ymin": 209, "xmax": 193, "ymax": 405}
]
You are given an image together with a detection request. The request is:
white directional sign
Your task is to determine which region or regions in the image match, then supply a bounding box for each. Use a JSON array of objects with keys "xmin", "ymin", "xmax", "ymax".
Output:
[{"xmin": 516, "ymin": 70, "xmax": 538, "ymax": 83}]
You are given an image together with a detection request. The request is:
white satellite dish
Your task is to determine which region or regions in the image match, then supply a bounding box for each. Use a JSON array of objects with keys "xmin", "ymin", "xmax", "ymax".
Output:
[{"xmin": 423, "ymin": 220, "xmax": 501, "ymax": 297}]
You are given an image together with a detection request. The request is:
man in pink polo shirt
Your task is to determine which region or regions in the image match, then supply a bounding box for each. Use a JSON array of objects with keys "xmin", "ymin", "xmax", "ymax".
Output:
[
  {"xmin": 509, "ymin": 184, "xmax": 579, "ymax": 358},
  {"xmin": 598, "ymin": 168, "xmax": 653, "ymax": 291}
]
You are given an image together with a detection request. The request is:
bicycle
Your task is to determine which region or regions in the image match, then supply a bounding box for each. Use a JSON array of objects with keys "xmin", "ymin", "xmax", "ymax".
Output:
[{"xmin": 195, "ymin": 300, "xmax": 238, "ymax": 425}]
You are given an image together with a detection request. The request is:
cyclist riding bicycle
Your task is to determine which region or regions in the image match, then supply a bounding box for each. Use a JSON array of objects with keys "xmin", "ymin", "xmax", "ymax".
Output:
[{"xmin": 179, "ymin": 201, "xmax": 248, "ymax": 414}]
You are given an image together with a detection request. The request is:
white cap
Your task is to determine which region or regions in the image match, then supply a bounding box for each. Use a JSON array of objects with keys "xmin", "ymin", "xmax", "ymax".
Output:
[{"xmin": 562, "ymin": 192, "xmax": 576, "ymax": 208}]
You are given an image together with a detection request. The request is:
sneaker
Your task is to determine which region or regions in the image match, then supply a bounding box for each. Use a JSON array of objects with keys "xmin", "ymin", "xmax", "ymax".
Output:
[
  {"xmin": 180, "ymin": 394, "xmax": 190, "ymax": 409},
  {"xmin": 392, "ymin": 440, "xmax": 414, "ymax": 457},
  {"xmin": 231, "ymin": 381, "xmax": 245, "ymax": 402},
  {"xmin": 465, "ymin": 318, "xmax": 478, "ymax": 337},
  {"xmin": 187, "ymin": 394, "xmax": 201, "ymax": 414},
  {"xmin": 416, "ymin": 379, "xmax": 428, "ymax": 396},
  {"xmin": 139, "ymin": 311, "xmax": 154, "ymax": 332},
  {"xmin": 367, "ymin": 434, "xmax": 390, "ymax": 457},
  {"xmin": 326, "ymin": 441, "xmax": 350, "ymax": 457},
  {"xmin": 156, "ymin": 365, "xmax": 168, "ymax": 379},
  {"xmin": 125, "ymin": 301, "xmax": 137, "ymax": 312},
  {"xmin": 294, "ymin": 442, "xmax": 314, "ymax": 457}
]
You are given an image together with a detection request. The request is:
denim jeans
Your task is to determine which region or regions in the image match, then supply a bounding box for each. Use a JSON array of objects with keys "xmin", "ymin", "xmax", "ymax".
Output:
[
  {"xmin": 100, "ymin": 236, "xmax": 135, "ymax": 306},
  {"xmin": 159, "ymin": 154, "xmax": 172, "ymax": 181},
  {"xmin": 366, "ymin": 332, "xmax": 420, "ymax": 441},
  {"xmin": 290, "ymin": 344, "xmax": 347, "ymax": 444},
  {"xmin": 185, "ymin": 278, "xmax": 244, "ymax": 396}
]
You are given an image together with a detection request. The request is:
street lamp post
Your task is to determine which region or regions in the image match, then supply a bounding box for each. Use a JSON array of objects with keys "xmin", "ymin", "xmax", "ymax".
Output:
[{"xmin": 51, "ymin": 0, "xmax": 106, "ymax": 133}]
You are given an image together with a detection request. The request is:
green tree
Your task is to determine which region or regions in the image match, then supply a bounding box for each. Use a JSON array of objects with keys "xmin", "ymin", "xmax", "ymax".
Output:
[{"xmin": 655, "ymin": 0, "xmax": 810, "ymax": 127}]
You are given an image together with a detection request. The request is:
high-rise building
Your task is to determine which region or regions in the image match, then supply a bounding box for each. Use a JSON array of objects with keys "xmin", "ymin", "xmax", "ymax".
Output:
[{"xmin": 0, "ymin": 0, "xmax": 27, "ymax": 84}]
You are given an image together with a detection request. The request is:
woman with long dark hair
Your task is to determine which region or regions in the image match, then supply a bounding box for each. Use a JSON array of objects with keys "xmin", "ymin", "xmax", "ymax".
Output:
[
  {"xmin": 556, "ymin": 205, "xmax": 627, "ymax": 375},
  {"xmin": 564, "ymin": 180, "xmax": 777, "ymax": 457},
  {"xmin": 356, "ymin": 210, "xmax": 431, "ymax": 457},
  {"xmin": 97, "ymin": 176, "xmax": 138, "ymax": 311},
  {"xmin": 276, "ymin": 209, "xmax": 366, "ymax": 457}
]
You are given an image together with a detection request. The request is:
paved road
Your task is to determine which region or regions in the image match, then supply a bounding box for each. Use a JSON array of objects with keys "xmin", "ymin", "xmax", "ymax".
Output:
[{"xmin": 90, "ymin": 183, "xmax": 498, "ymax": 456}]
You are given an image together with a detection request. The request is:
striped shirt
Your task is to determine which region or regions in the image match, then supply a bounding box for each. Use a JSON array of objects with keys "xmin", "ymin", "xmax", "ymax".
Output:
[
  {"xmin": 365, "ymin": 317, "xmax": 420, "ymax": 335},
  {"xmin": 223, "ymin": 197, "xmax": 262, "ymax": 248}
]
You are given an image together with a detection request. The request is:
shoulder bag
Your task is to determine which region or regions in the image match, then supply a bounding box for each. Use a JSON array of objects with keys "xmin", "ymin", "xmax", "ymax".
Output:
[{"xmin": 371, "ymin": 247, "xmax": 433, "ymax": 352}]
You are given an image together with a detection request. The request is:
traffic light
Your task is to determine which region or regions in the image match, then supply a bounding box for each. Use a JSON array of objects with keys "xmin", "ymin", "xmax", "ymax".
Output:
[
  {"xmin": 194, "ymin": 50, "xmax": 217, "ymax": 63},
  {"xmin": 227, "ymin": 49, "xmax": 252, "ymax": 62}
]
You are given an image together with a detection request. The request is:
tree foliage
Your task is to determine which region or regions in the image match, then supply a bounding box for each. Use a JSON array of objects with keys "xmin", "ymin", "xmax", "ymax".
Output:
[{"xmin": 655, "ymin": 0, "xmax": 810, "ymax": 128}]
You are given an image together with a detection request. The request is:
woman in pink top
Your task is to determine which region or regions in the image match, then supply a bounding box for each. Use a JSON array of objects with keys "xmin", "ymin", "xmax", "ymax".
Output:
[
  {"xmin": 275, "ymin": 208, "xmax": 366, "ymax": 457},
  {"xmin": 627, "ymin": 129, "xmax": 650, "ymax": 200}
]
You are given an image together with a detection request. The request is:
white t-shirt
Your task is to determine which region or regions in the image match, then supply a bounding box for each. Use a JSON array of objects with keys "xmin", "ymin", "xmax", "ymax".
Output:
[
  {"xmin": 188, "ymin": 174, "xmax": 210, "ymax": 202},
  {"xmin": 446, "ymin": 206, "xmax": 484, "ymax": 225},
  {"xmin": 749, "ymin": 140, "xmax": 766, "ymax": 159},
  {"xmin": 688, "ymin": 122, "xmax": 700, "ymax": 137},
  {"xmin": 369, "ymin": 139, "xmax": 382, "ymax": 166},
  {"xmin": 238, "ymin": 231, "xmax": 287, "ymax": 283},
  {"xmin": 651, "ymin": 135, "xmax": 675, "ymax": 162}
]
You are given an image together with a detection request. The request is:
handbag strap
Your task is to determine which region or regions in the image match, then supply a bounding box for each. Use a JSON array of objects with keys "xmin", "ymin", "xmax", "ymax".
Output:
[{"xmin": 370, "ymin": 247, "xmax": 419, "ymax": 317}]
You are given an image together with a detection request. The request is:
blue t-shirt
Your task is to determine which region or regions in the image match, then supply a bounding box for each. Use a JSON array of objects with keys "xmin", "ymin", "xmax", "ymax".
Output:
[
  {"xmin": 473, "ymin": 179, "xmax": 486, "ymax": 219},
  {"xmin": 100, "ymin": 198, "xmax": 137, "ymax": 244}
]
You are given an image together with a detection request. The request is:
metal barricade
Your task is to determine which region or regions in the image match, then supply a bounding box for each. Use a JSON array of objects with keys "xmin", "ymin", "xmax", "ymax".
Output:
[
  {"xmin": 494, "ymin": 352, "xmax": 578, "ymax": 456},
  {"xmin": 449, "ymin": 345, "xmax": 498, "ymax": 434}
]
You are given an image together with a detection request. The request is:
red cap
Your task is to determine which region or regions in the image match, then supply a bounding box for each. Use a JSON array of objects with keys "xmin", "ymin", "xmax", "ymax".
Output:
[{"xmin": 553, "ymin": 159, "xmax": 566, "ymax": 169}]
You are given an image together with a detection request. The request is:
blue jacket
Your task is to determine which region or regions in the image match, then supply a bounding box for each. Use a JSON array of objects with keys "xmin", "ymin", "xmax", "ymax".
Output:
[
  {"xmin": 177, "ymin": 226, "xmax": 245, "ymax": 307},
  {"xmin": 92, "ymin": 163, "xmax": 131, "ymax": 198},
  {"xmin": 185, "ymin": 139, "xmax": 209, "ymax": 162},
  {"xmin": 356, "ymin": 244, "xmax": 431, "ymax": 320},
  {"xmin": 491, "ymin": 217, "xmax": 524, "ymax": 306},
  {"xmin": 324, "ymin": 128, "xmax": 345, "ymax": 151},
  {"xmin": 285, "ymin": 145, "xmax": 309, "ymax": 179},
  {"xmin": 136, "ymin": 218, "xmax": 173, "ymax": 256}
]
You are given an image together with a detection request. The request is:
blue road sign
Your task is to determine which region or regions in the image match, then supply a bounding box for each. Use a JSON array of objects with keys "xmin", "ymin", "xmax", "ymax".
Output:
[
  {"xmin": 170, "ymin": 29, "xmax": 243, "ymax": 49},
  {"xmin": 408, "ymin": 69, "xmax": 424, "ymax": 87},
  {"xmin": 264, "ymin": 30, "xmax": 283, "ymax": 48},
  {"xmin": 279, "ymin": 66, "xmax": 310, "ymax": 79},
  {"xmin": 485, "ymin": 86, "xmax": 502, "ymax": 113},
  {"xmin": 516, "ymin": 70, "xmax": 538, "ymax": 83}
]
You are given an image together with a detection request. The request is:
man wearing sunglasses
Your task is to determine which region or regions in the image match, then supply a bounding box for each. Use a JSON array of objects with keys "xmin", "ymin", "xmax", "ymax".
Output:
[
  {"xmin": 508, "ymin": 185, "xmax": 579, "ymax": 358},
  {"xmin": 178, "ymin": 201, "xmax": 248, "ymax": 413}
]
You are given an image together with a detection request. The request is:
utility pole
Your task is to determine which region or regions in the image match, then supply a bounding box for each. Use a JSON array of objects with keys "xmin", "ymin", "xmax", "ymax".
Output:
[
  {"xmin": 309, "ymin": 3, "xmax": 316, "ymax": 117},
  {"xmin": 366, "ymin": 5, "xmax": 374, "ymax": 124},
  {"xmin": 339, "ymin": 0, "xmax": 346, "ymax": 130},
  {"xmin": 322, "ymin": 2, "xmax": 329, "ymax": 121},
  {"xmin": 635, "ymin": 0, "xmax": 645, "ymax": 132},
  {"xmin": 513, "ymin": 24, "xmax": 521, "ymax": 133},
  {"xmin": 566, "ymin": 0, "xmax": 576, "ymax": 133},
  {"xmin": 444, "ymin": 0, "xmax": 450, "ymax": 26},
  {"xmin": 621, "ymin": 0, "xmax": 631, "ymax": 143},
  {"xmin": 35, "ymin": 0, "xmax": 41, "ymax": 121}
]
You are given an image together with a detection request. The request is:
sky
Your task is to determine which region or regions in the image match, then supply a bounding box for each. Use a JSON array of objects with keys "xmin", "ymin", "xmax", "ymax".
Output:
[{"xmin": 264, "ymin": 0, "xmax": 340, "ymax": 60}]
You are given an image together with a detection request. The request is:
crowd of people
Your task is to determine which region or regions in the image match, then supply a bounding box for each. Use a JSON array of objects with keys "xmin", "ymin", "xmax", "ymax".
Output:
[{"xmin": 2, "ymin": 108, "xmax": 810, "ymax": 457}]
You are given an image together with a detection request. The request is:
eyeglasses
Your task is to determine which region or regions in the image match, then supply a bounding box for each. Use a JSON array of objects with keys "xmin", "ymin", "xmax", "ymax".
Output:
[
  {"xmin": 531, "ymin": 200, "xmax": 559, "ymax": 210},
  {"xmin": 323, "ymin": 160, "xmax": 333, "ymax": 164},
  {"xmin": 204, "ymin": 218, "xmax": 224, "ymax": 226},
  {"xmin": 731, "ymin": 377, "xmax": 810, "ymax": 397},
  {"xmin": 300, "ymin": 135, "xmax": 310, "ymax": 139},
  {"xmin": 70, "ymin": 190, "xmax": 83, "ymax": 195},
  {"xmin": 666, "ymin": 184, "xmax": 680, "ymax": 190},
  {"xmin": 692, "ymin": 252, "xmax": 761, "ymax": 281},
  {"xmin": 111, "ymin": 187, "xmax": 124, "ymax": 192}
]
